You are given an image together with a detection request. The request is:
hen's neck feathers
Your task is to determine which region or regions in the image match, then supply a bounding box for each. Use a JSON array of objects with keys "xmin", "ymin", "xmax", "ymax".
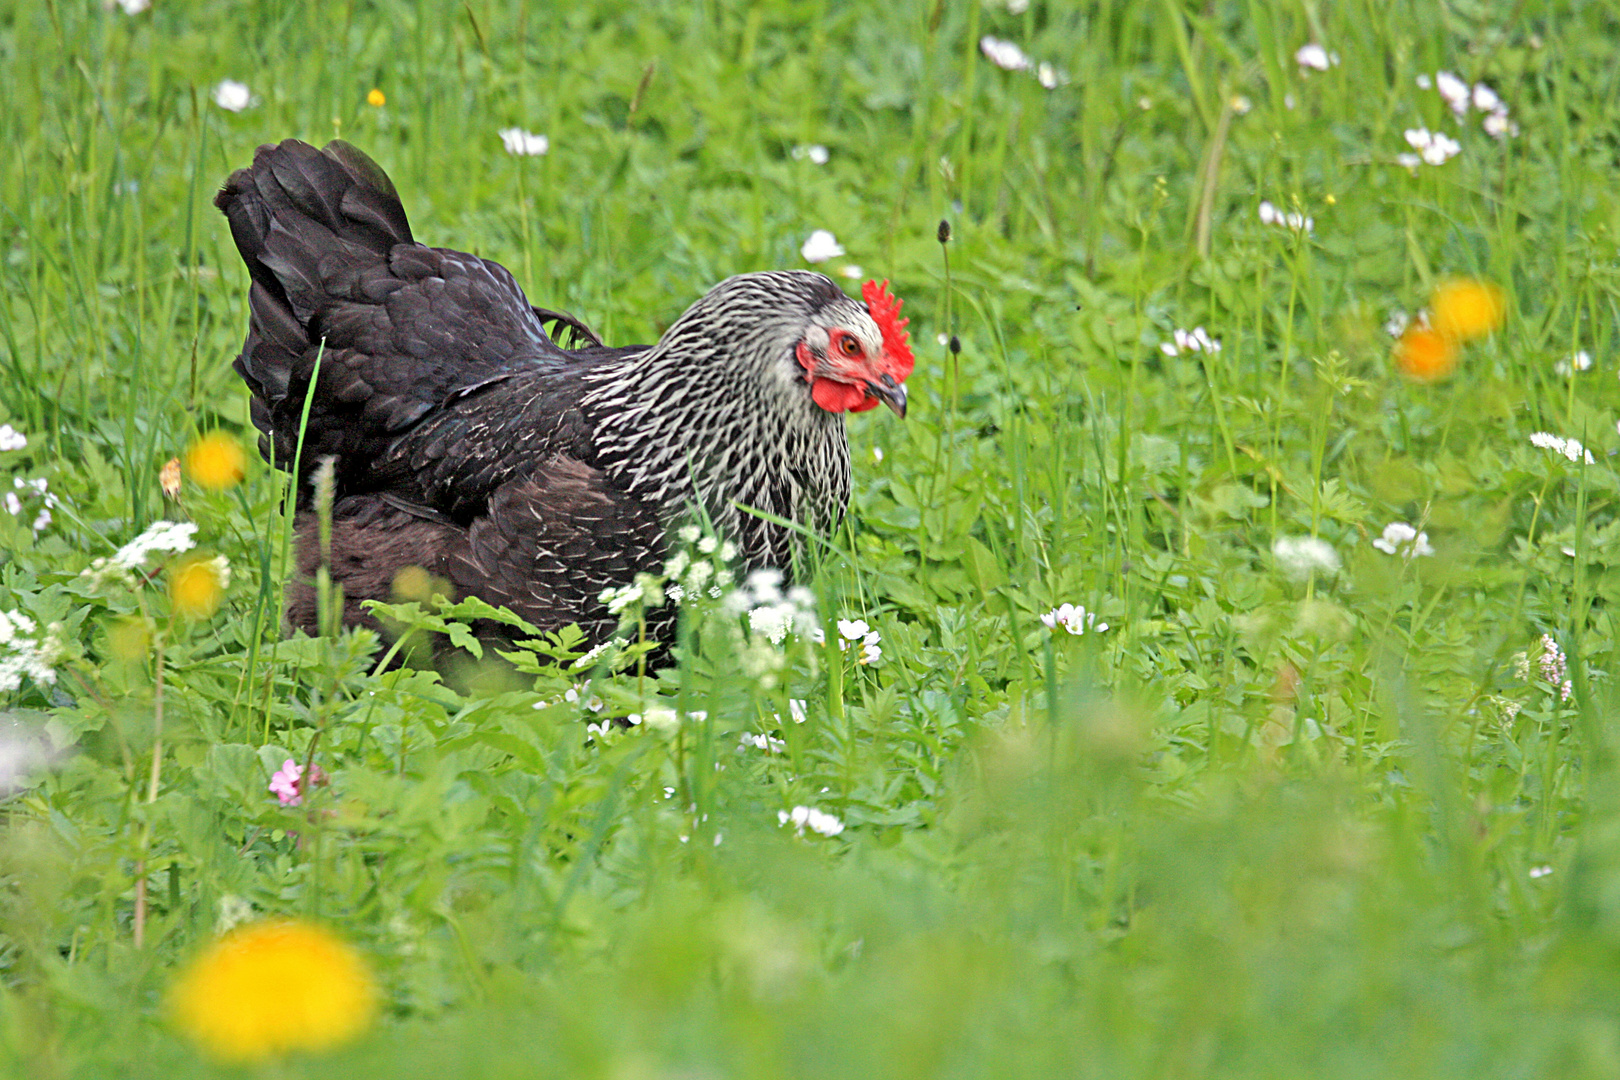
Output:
[{"xmin": 581, "ymin": 271, "xmax": 854, "ymax": 566}]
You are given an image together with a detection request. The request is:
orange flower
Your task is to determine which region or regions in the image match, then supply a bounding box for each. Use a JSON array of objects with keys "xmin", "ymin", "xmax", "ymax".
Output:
[
  {"xmin": 367, "ymin": 88, "xmax": 386, "ymax": 107},
  {"xmin": 184, "ymin": 432, "xmax": 246, "ymax": 490},
  {"xmin": 1394, "ymin": 326, "xmax": 1458, "ymax": 382},
  {"xmin": 168, "ymin": 920, "xmax": 376, "ymax": 1063},
  {"xmin": 159, "ymin": 457, "xmax": 182, "ymax": 499},
  {"xmin": 1429, "ymin": 278, "xmax": 1505, "ymax": 341}
]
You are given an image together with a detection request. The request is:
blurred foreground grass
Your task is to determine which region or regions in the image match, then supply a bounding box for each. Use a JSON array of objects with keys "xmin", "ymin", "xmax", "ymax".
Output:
[{"xmin": 4, "ymin": 1, "xmax": 1620, "ymax": 1076}]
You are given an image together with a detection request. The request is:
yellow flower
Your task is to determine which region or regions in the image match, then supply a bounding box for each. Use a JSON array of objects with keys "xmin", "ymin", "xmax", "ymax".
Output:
[
  {"xmin": 1429, "ymin": 278, "xmax": 1505, "ymax": 341},
  {"xmin": 185, "ymin": 432, "xmax": 246, "ymax": 490},
  {"xmin": 169, "ymin": 555, "xmax": 229, "ymax": 619},
  {"xmin": 1394, "ymin": 326, "xmax": 1458, "ymax": 382},
  {"xmin": 168, "ymin": 920, "xmax": 376, "ymax": 1064},
  {"xmin": 367, "ymin": 88, "xmax": 386, "ymax": 107}
]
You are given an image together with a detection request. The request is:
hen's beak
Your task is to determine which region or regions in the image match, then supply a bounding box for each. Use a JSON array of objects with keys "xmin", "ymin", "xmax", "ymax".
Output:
[{"xmin": 866, "ymin": 373, "xmax": 907, "ymax": 418}]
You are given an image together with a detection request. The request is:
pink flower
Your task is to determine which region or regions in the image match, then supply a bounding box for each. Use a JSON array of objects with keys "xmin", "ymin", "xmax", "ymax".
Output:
[{"xmin": 269, "ymin": 758, "xmax": 326, "ymax": 806}]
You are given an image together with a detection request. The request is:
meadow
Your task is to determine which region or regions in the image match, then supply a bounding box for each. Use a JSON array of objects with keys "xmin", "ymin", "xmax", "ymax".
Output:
[{"xmin": 3, "ymin": 0, "xmax": 1620, "ymax": 1076}]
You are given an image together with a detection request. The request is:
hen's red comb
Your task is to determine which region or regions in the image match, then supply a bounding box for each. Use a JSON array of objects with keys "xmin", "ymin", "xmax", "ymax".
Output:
[{"xmin": 862, "ymin": 279, "xmax": 913, "ymax": 380}]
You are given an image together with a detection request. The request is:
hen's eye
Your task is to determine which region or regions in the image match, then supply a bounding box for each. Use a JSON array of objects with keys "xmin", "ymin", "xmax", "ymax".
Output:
[{"xmin": 838, "ymin": 335, "xmax": 863, "ymax": 358}]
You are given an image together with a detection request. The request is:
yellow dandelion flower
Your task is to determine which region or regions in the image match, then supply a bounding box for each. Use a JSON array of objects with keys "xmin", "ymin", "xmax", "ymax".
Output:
[
  {"xmin": 367, "ymin": 88, "xmax": 386, "ymax": 107},
  {"xmin": 185, "ymin": 432, "xmax": 246, "ymax": 491},
  {"xmin": 169, "ymin": 555, "xmax": 229, "ymax": 620},
  {"xmin": 168, "ymin": 919, "xmax": 376, "ymax": 1064},
  {"xmin": 1429, "ymin": 278, "xmax": 1505, "ymax": 341},
  {"xmin": 1394, "ymin": 326, "xmax": 1458, "ymax": 382}
]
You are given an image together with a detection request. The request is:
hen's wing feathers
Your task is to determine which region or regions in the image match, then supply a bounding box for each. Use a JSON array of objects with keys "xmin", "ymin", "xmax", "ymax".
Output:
[
  {"xmin": 444, "ymin": 459, "xmax": 671, "ymax": 642},
  {"xmin": 215, "ymin": 138, "xmax": 596, "ymax": 501}
]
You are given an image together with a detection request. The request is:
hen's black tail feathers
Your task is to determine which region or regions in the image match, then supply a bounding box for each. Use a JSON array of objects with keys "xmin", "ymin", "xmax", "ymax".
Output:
[
  {"xmin": 215, "ymin": 139, "xmax": 604, "ymax": 500},
  {"xmin": 215, "ymin": 140, "xmax": 419, "ymax": 480}
]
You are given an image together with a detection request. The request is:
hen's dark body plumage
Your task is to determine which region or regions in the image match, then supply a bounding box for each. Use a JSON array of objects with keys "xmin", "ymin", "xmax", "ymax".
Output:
[{"xmin": 215, "ymin": 139, "xmax": 902, "ymax": 649}]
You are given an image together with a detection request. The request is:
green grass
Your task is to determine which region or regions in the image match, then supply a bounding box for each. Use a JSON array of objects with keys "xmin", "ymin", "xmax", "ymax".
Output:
[{"xmin": 4, "ymin": 0, "xmax": 1620, "ymax": 1076}]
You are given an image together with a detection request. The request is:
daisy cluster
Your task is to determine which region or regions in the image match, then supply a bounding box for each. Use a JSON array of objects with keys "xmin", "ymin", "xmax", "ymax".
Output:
[
  {"xmin": 81, "ymin": 520, "xmax": 198, "ymax": 587},
  {"xmin": 1417, "ymin": 71, "xmax": 1518, "ymax": 139},
  {"xmin": 778, "ymin": 805, "xmax": 844, "ymax": 837},
  {"xmin": 1554, "ymin": 350, "xmax": 1593, "ymax": 377},
  {"xmin": 811, "ymin": 618, "xmax": 882, "ymax": 665},
  {"xmin": 1371, "ymin": 522, "xmax": 1434, "ymax": 559},
  {"xmin": 1258, "ymin": 200, "xmax": 1313, "ymax": 233},
  {"xmin": 1530, "ymin": 432, "xmax": 1595, "ymax": 465},
  {"xmin": 498, "ymin": 128, "xmax": 548, "ymax": 156},
  {"xmin": 979, "ymin": 36, "xmax": 1068, "ymax": 90},
  {"xmin": 1160, "ymin": 326, "xmax": 1221, "ymax": 357},
  {"xmin": 1040, "ymin": 604, "xmax": 1108, "ymax": 636},
  {"xmin": 1398, "ymin": 72, "xmax": 1517, "ymax": 173},
  {"xmin": 0, "ymin": 610, "xmax": 65, "ymax": 694},
  {"xmin": 6, "ymin": 477, "xmax": 56, "ymax": 534}
]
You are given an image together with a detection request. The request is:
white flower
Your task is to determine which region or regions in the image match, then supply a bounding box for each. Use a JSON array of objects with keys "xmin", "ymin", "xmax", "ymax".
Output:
[
  {"xmin": 1403, "ymin": 128, "xmax": 1460, "ymax": 166},
  {"xmin": 801, "ymin": 229, "xmax": 845, "ymax": 263},
  {"xmin": 498, "ymin": 128, "xmax": 549, "ymax": 156},
  {"xmin": 30, "ymin": 509, "xmax": 50, "ymax": 534},
  {"xmin": 1530, "ymin": 864, "xmax": 1553, "ymax": 880},
  {"xmin": 1258, "ymin": 200, "xmax": 1313, "ymax": 233},
  {"xmin": 0, "ymin": 425, "xmax": 25, "ymax": 452},
  {"xmin": 108, "ymin": 0, "xmax": 152, "ymax": 12},
  {"xmin": 678, "ymin": 524, "xmax": 701, "ymax": 544},
  {"xmin": 739, "ymin": 731, "xmax": 787, "ymax": 754},
  {"xmin": 979, "ymin": 36, "xmax": 1032, "ymax": 72},
  {"xmin": 1371, "ymin": 522, "xmax": 1434, "ymax": 558},
  {"xmin": 1471, "ymin": 84, "xmax": 1502, "ymax": 113},
  {"xmin": 1383, "ymin": 309, "xmax": 1411, "ymax": 338},
  {"xmin": 1272, "ymin": 535, "xmax": 1340, "ymax": 579},
  {"xmin": 1482, "ymin": 111, "xmax": 1518, "ymax": 139},
  {"xmin": 0, "ymin": 613, "xmax": 64, "ymax": 693},
  {"xmin": 81, "ymin": 520, "xmax": 199, "ymax": 585},
  {"xmin": 1530, "ymin": 431, "xmax": 1596, "ymax": 465},
  {"xmin": 778, "ymin": 805, "xmax": 844, "ymax": 837},
  {"xmin": 569, "ymin": 637, "xmax": 625, "ymax": 672},
  {"xmin": 837, "ymin": 619, "xmax": 870, "ymax": 641},
  {"xmin": 1036, "ymin": 63, "xmax": 1068, "ymax": 89},
  {"xmin": 1435, "ymin": 71, "xmax": 1470, "ymax": 115},
  {"xmin": 1294, "ymin": 43, "xmax": 1338, "ymax": 72},
  {"xmin": 1160, "ymin": 326, "xmax": 1221, "ymax": 356},
  {"xmin": 1415, "ymin": 74, "xmax": 1433, "ymax": 89},
  {"xmin": 1554, "ymin": 350, "xmax": 1593, "ymax": 377},
  {"xmin": 2, "ymin": 494, "xmax": 18, "ymax": 517},
  {"xmin": 212, "ymin": 80, "xmax": 254, "ymax": 113},
  {"xmin": 838, "ymin": 264, "xmax": 863, "ymax": 280},
  {"xmin": 791, "ymin": 144, "xmax": 829, "ymax": 165},
  {"xmin": 749, "ymin": 604, "xmax": 796, "ymax": 645},
  {"xmin": 1395, "ymin": 153, "xmax": 1423, "ymax": 172},
  {"xmin": 1040, "ymin": 603, "xmax": 1109, "ymax": 635},
  {"xmin": 599, "ymin": 582, "xmax": 643, "ymax": 614},
  {"xmin": 856, "ymin": 634, "xmax": 881, "ymax": 665}
]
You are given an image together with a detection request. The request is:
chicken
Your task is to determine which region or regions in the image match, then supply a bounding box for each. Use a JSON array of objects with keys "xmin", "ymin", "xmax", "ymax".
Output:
[{"xmin": 214, "ymin": 139, "xmax": 912, "ymax": 650}]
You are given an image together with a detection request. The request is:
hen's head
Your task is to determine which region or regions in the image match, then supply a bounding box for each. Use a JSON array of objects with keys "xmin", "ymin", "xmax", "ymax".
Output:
[{"xmin": 792, "ymin": 278, "xmax": 913, "ymax": 417}]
